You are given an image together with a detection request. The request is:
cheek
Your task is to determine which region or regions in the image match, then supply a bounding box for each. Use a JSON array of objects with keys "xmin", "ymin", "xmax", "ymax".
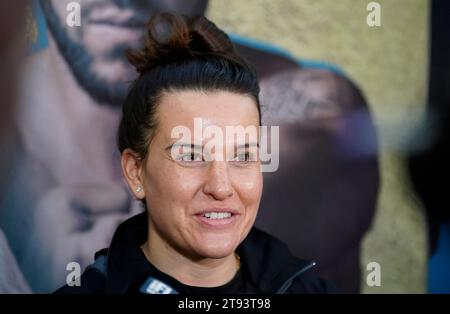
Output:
[
  {"xmin": 235, "ymin": 171, "xmax": 263, "ymax": 207},
  {"xmin": 51, "ymin": 2, "xmax": 69, "ymax": 20},
  {"xmin": 144, "ymin": 164, "xmax": 203, "ymax": 213},
  {"xmin": 175, "ymin": 171, "xmax": 204, "ymax": 196}
]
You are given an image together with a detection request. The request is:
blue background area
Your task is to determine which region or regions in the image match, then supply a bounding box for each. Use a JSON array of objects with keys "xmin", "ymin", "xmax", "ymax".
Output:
[
  {"xmin": 30, "ymin": 0, "xmax": 48, "ymax": 53},
  {"xmin": 428, "ymin": 222, "xmax": 450, "ymax": 293}
]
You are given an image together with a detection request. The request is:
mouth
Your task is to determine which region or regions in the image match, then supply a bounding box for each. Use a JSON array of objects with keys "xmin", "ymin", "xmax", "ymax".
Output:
[
  {"xmin": 86, "ymin": 15, "xmax": 145, "ymax": 44},
  {"xmin": 87, "ymin": 8, "xmax": 147, "ymax": 30},
  {"xmin": 88, "ymin": 17, "xmax": 146, "ymax": 29},
  {"xmin": 194, "ymin": 208, "xmax": 240, "ymax": 228}
]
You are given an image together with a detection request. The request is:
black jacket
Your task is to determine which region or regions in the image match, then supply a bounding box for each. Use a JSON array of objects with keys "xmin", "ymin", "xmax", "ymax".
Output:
[{"xmin": 55, "ymin": 212, "xmax": 337, "ymax": 294}]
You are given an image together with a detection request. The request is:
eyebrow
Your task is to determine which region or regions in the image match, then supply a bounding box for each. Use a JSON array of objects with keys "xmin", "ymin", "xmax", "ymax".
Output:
[{"xmin": 165, "ymin": 143, "xmax": 203, "ymax": 152}]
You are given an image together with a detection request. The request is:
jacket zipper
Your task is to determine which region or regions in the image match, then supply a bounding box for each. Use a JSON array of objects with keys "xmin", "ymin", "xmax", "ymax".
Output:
[{"xmin": 275, "ymin": 261, "xmax": 316, "ymax": 294}]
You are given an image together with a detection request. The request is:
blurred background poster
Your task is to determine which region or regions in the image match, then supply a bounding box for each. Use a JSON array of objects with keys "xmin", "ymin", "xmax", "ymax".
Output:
[{"xmin": 1, "ymin": 0, "xmax": 446, "ymax": 294}]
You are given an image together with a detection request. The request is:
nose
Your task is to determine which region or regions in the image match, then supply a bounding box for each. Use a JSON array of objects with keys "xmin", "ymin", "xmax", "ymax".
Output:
[{"xmin": 203, "ymin": 161, "xmax": 234, "ymax": 201}]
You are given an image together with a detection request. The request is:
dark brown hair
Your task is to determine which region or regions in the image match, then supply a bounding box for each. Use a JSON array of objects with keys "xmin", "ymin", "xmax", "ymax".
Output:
[{"xmin": 117, "ymin": 13, "xmax": 261, "ymax": 159}]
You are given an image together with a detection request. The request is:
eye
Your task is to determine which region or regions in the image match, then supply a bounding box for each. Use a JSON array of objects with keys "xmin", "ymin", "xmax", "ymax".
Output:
[
  {"xmin": 237, "ymin": 152, "xmax": 250, "ymax": 162},
  {"xmin": 231, "ymin": 151, "xmax": 256, "ymax": 163},
  {"xmin": 180, "ymin": 152, "xmax": 203, "ymax": 162}
]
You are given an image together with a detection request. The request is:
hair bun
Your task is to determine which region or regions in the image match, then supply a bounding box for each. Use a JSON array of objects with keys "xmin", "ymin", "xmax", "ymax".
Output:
[{"xmin": 126, "ymin": 13, "xmax": 238, "ymax": 75}]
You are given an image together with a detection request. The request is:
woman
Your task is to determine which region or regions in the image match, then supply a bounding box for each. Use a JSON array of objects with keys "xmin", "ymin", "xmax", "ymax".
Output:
[{"xmin": 56, "ymin": 13, "xmax": 336, "ymax": 294}]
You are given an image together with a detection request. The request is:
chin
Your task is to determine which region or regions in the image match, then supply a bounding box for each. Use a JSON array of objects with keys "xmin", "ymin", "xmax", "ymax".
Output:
[{"xmin": 194, "ymin": 235, "xmax": 240, "ymax": 259}]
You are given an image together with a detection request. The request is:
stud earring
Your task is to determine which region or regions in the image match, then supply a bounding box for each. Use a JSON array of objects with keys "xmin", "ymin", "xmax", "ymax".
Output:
[{"xmin": 135, "ymin": 186, "xmax": 142, "ymax": 193}]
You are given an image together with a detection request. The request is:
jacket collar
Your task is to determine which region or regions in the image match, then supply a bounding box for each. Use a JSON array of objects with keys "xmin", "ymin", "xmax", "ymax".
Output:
[
  {"xmin": 105, "ymin": 212, "xmax": 314, "ymax": 293},
  {"xmin": 105, "ymin": 212, "xmax": 150, "ymax": 293},
  {"xmin": 235, "ymin": 227, "xmax": 315, "ymax": 293}
]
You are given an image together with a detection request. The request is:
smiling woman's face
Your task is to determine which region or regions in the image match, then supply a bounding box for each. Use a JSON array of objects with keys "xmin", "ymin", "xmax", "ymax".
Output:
[{"xmin": 125, "ymin": 90, "xmax": 263, "ymax": 260}]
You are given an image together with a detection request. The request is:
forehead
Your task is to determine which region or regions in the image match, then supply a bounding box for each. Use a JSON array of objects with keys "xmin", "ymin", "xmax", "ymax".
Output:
[{"xmin": 156, "ymin": 90, "xmax": 260, "ymax": 133}]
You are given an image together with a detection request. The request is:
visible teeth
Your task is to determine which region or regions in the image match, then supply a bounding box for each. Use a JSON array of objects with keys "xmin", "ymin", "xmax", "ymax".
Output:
[{"xmin": 203, "ymin": 212, "xmax": 232, "ymax": 219}]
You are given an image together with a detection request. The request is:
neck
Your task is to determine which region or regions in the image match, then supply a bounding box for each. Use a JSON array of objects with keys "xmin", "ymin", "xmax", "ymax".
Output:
[{"xmin": 142, "ymin": 225, "xmax": 240, "ymax": 288}]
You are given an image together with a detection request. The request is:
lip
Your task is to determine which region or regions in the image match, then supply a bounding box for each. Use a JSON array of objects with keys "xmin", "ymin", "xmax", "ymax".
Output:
[
  {"xmin": 195, "ymin": 208, "xmax": 240, "ymax": 216},
  {"xmin": 88, "ymin": 9, "xmax": 146, "ymax": 30},
  {"xmin": 89, "ymin": 17, "xmax": 146, "ymax": 29},
  {"xmin": 193, "ymin": 208, "xmax": 240, "ymax": 229}
]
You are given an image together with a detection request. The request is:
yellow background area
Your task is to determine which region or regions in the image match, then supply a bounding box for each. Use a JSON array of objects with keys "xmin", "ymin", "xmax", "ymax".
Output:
[{"xmin": 207, "ymin": 0, "xmax": 429, "ymax": 293}]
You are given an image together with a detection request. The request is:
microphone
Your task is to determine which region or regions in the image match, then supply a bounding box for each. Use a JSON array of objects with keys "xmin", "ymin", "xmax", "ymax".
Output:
[{"xmin": 139, "ymin": 276, "xmax": 179, "ymax": 294}]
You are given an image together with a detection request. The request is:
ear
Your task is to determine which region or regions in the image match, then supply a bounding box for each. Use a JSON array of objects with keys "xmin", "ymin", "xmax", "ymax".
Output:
[{"xmin": 121, "ymin": 148, "xmax": 145, "ymax": 199}]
